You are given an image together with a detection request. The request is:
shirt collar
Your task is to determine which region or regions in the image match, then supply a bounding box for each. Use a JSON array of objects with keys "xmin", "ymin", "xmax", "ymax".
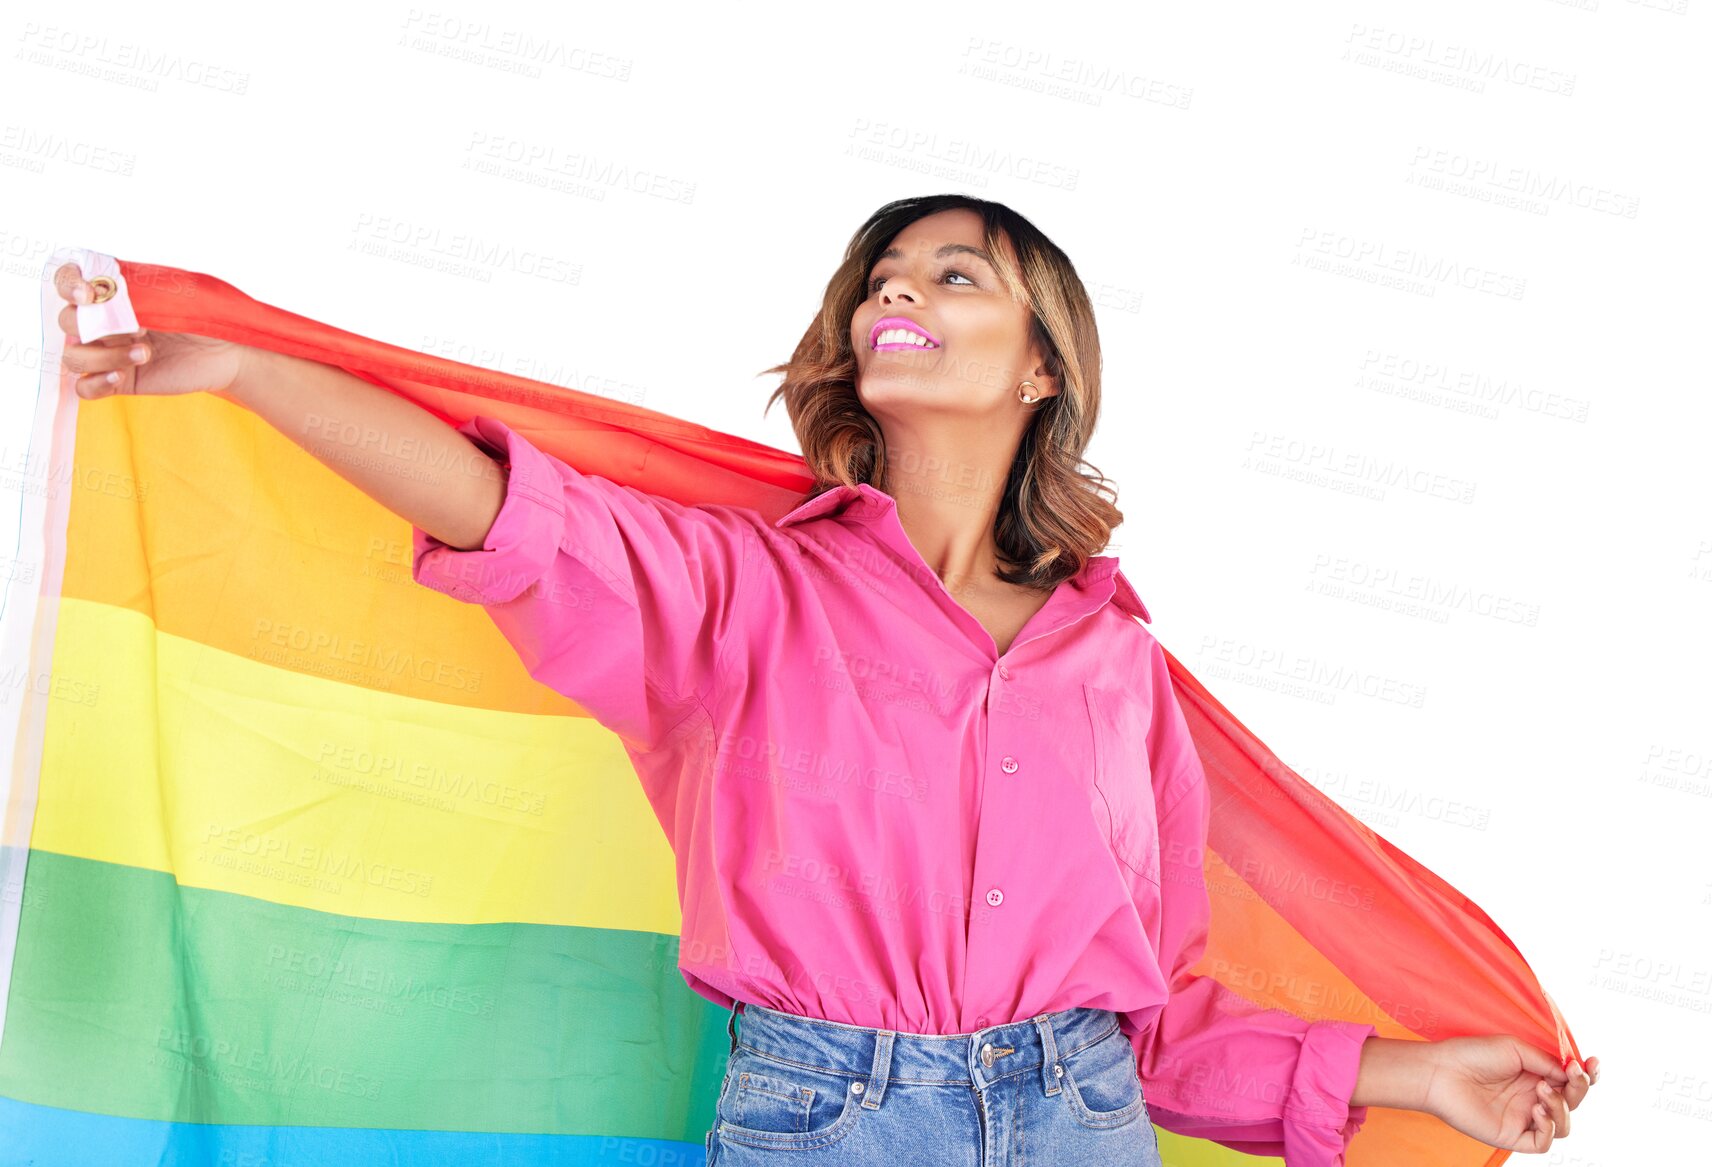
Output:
[{"xmin": 775, "ymin": 482, "xmax": 1152, "ymax": 624}]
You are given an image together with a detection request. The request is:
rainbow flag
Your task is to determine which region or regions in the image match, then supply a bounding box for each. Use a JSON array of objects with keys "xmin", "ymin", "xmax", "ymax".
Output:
[{"xmin": 0, "ymin": 247, "xmax": 1581, "ymax": 1165}]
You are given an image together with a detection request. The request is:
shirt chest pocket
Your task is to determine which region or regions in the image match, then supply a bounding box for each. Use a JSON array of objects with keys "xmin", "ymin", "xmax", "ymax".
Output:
[{"xmin": 1081, "ymin": 683, "xmax": 1162, "ymax": 885}]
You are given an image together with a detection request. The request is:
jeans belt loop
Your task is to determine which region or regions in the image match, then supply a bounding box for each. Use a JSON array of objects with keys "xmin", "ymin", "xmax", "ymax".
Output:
[
  {"xmin": 861, "ymin": 1030, "xmax": 895, "ymax": 1110},
  {"xmin": 1036, "ymin": 1012, "xmax": 1063, "ymax": 1096}
]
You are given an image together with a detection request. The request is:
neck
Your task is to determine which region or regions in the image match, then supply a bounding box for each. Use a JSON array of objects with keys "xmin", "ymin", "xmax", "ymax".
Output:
[{"xmin": 877, "ymin": 437, "xmax": 1014, "ymax": 600}]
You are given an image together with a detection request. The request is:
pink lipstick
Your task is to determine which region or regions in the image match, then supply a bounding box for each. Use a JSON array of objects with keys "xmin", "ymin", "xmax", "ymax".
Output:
[{"xmin": 868, "ymin": 316, "xmax": 940, "ymax": 351}]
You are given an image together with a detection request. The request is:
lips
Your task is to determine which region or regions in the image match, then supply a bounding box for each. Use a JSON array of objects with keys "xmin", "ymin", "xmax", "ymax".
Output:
[{"xmin": 868, "ymin": 315, "xmax": 940, "ymax": 350}]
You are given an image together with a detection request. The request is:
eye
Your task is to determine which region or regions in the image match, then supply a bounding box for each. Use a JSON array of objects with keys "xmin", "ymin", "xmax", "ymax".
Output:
[{"xmin": 867, "ymin": 267, "xmax": 978, "ymax": 294}]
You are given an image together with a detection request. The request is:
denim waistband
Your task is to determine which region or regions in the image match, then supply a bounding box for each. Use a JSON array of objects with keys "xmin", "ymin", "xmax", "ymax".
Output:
[{"xmin": 727, "ymin": 1002, "xmax": 1124, "ymax": 1104}]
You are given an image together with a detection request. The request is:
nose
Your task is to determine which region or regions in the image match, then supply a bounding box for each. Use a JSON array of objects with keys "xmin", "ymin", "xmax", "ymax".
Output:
[{"xmin": 879, "ymin": 276, "xmax": 922, "ymax": 305}]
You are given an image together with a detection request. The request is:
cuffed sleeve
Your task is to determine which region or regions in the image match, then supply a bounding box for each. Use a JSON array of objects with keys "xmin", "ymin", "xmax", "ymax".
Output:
[
  {"xmin": 1124, "ymin": 639, "xmax": 1378, "ymax": 1167},
  {"xmin": 411, "ymin": 415, "xmax": 754, "ymax": 753}
]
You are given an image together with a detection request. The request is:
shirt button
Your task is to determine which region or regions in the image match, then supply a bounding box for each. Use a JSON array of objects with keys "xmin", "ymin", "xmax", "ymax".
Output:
[
  {"xmin": 998, "ymin": 663, "xmax": 1011, "ymax": 680},
  {"xmin": 986, "ymin": 887, "xmax": 1004, "ymax": 907},
  {"xmin": 1000, "ymin": 756, "xmax": 1018, "ymax": 774}
]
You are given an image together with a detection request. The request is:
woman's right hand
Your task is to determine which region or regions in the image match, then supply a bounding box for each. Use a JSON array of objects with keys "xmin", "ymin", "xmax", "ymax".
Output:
[{"xmin": 54, "ymin": 261, "xmax": 257, "ymax": 400}]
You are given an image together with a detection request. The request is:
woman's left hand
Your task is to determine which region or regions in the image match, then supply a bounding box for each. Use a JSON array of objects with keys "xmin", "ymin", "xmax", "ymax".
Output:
[{"xmin": 1420, "ymin": 1035, "xmax": 1599, "ymax": 1153}]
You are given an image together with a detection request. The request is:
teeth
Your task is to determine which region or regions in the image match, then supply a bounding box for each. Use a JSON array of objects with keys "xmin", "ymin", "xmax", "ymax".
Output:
[{"xmin": 875, "ymin": 328, "xmax": 936, "ymax": 348}]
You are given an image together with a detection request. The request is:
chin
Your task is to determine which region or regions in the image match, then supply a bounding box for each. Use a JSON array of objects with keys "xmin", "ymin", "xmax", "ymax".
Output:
[{"xmin": 861, "ymin": 364, "xmax": 948, "ymax": 398}]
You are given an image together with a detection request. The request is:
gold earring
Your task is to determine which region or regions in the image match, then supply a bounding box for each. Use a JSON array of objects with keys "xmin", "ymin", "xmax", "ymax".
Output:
[{"xmin": 1017, "ymin": 380, "xmax": 1040, "ymax": 404}]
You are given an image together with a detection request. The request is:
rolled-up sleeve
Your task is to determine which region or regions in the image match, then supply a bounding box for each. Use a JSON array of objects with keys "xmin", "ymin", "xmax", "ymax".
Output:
[
  {"xmin": 411, "ymin": 415, "xmax": 753, "ymax": 753},
  {"xmin": 1126, "ymin": 639, "xmax": 1377, "ymax": 1167}
]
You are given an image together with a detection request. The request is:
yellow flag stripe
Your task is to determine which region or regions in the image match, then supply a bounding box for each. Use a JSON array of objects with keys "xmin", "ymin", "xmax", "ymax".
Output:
[{"xmin": 34, "ymin": 595, "xmax": 681, "ymax": 933}]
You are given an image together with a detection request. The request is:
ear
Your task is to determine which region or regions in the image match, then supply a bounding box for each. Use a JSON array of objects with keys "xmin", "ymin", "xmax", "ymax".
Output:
[{"xmin": 1026, "ymin": 356, "xmax": 1063, "ymax": 400}]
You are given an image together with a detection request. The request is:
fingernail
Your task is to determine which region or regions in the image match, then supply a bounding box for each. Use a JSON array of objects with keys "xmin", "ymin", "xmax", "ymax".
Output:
[
  {"xmin": 128, "ymin": 345, "xmax": 147, "ymax": 362},
  {"xmin": 106, "ymin": 371, "xmax": 120, "ymax": 384},
  {"xmin": 73, "ymin": 286, "xmax": 88, "ymax": 304}
]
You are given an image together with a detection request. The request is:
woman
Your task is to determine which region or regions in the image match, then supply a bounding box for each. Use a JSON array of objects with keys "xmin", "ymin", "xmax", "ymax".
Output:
[{"xmin": 54, "ymin": 194, "xmax": 1595, "ymax": 1166}]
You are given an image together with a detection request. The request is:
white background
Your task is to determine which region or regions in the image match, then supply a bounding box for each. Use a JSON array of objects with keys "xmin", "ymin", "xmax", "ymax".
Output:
[{"xmin": 3, "ymin": 2, "xmax": 1708, "ymax": 1164}]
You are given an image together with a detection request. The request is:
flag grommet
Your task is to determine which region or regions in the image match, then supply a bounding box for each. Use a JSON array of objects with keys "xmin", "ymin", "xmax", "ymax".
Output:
[{"xmin": 88, "ymin": 277, "xmax": 117, "ymax": 304}]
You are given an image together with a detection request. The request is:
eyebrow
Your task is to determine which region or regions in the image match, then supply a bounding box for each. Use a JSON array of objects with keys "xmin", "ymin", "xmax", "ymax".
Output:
[{"xmin": 871, "ymin": 242, "xmax": 998, "ymax": 270}]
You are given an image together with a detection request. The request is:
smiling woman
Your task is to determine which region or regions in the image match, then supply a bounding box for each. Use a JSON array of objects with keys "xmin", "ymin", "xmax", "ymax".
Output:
[{"xmin": 711, "ymin": 193, "xmax": 1593, "ymax": 1164}]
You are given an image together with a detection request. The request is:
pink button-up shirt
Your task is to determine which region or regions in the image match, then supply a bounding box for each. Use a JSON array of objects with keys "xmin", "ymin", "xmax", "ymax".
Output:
[{"xmin": 412, "ymin": 416, "xmax": 1377, "ymax": 1165}]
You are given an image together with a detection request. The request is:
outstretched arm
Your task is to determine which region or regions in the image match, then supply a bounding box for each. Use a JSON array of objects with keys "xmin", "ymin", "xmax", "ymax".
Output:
[{"xmin": 223, "ymin": 348, "xmax": 507, "ymax": 553}]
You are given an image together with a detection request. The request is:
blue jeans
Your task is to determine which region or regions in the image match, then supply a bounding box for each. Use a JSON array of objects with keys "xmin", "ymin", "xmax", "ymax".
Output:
[{"xmin": 704, "ymin": 1001, "xmax": 1163, "ymax": 1165}]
